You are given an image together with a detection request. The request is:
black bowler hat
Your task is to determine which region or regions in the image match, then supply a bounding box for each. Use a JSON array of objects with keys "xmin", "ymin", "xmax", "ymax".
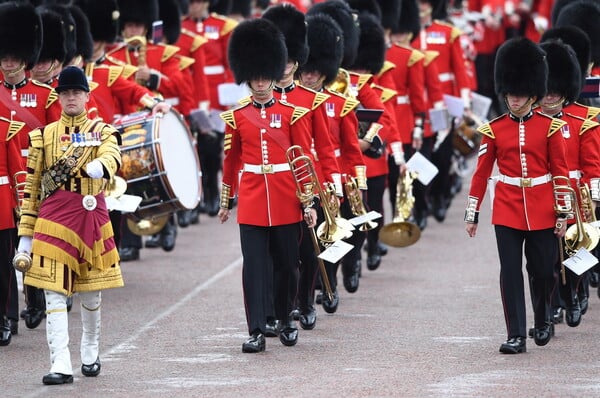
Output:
[{"xmin": 56, "ymin": 66, "xmax": 90, "ymax": 93}]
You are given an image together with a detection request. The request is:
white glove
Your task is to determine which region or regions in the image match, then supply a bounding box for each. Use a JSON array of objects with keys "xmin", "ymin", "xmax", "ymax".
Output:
[
  {"xmin": 18, "ymin": 236, "xmax": 32, "ymax": 254},
  {"xmin": 533, "ymin": 15, "xmax": 548, "ymax": 32},
  {"xmin": 86, "ymin": 160, "xmax": 104, "ymax": 179}
]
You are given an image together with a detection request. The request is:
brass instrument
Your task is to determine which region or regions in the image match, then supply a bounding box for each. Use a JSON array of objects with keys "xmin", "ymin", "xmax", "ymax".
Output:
[
  {"xmin": 379, "ymin": 171, "xmax": 421, "ymax": 247},
  {"xmin": 344, "ymin": 176, "xmax": 377, "ymax": 231},
  {"xmin": 125, "ymin": 35, "xmax": 148, "ymax": 86},
  {"xmin": 104, "ymin": 176, "xmax": 128, "ymax": 199},
  {"xmin": 13, "ymin": 171, "xmax": 27, "ymax": 218},
  {"xmin": 126, "ymin": 214, "xmax": 170, "ymax": 236},
  {"xmin": 553, "ymin": 176, "xmax": 600, "ymax": 256},
  {"xmin": 327, "ymin": 68, "xmax": 352, "ymax": 98}
]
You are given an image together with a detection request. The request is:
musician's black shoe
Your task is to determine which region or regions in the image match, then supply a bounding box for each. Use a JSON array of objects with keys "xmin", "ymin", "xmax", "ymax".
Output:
[
  {"xmin": 207, "ymin": 198, "xmax": 220, "ymax": 217},
  {"xmin": 343, "ymin": 259, "xmax": 360, "ymax": 293},
  {"xmin": 299, "ymin": 307, "xmax": 317, "ymax": 330},
  {"xmin": 552, "ymin": 307, "xmax": 564, "ymax": 324},
  {"xmin": 534, "ymin": 323, "xmax": 554, "ymax": 346},
  {"xmin": 367, "ymin": 254, "xmax": 381, "ymax": 271},
  {"xmin": 376, "ymin": 242, "xmax": 388, "ymax": 256},
  {"xmin": 499, "ymin": 337, "xmax": 526, "ymax": 354},
  {"xmin": 432, "ymin": 198, "xmax": 448, "ymax": 222},
  {"xmin": 279, "ymin": 321, "xmax": 298, "ymax": 346},
  {"xmin": 66, "ymin": 296, "xmax": 73, "ymax": 313},
  {"xmin": 82, "ymin": 357, "xmax": 101, "ymax": 377},
  {"xmin": 144, "ymin": 234, "xmax": 161, "ymax": 248},
  {"xmin": 24, "ymin": 307, "xmax": 44, "ymax": 329},
  {"xmin": 189, "ymin": 206, "xmax": 200, "ymax": 225},
  {"xmin": 315, "ymin": 292, "xmax": 322, "ymax": 305},
  {"xmin": 0, "ymin": 316, "xmax": 11, "ymax": 346},
  {"xmin": 242, "ymin": 332, "xmax": 265, "ymax": 353},
  {"xmin": 322, "ymin": 290, "xmax": 339, "ymax": 314},
  {"xmin": 566, "ymin": 300, "xmax": 581, "ymax": 327},
  {"xmin": 291, "ymin": 309, "xmax": 300, "ymax": 321},
  {"xmin": 9, "ymin": 318, "xmax": 17, "ymax": 335},
  {"xmin": 161, "ymin": 225, "xmax": 177, "ymax": 252},
  {"xmin": 177, "ymin": 210, "xmax": 192, "ymax": 228},
  {"xmin": 579, "ymin": 295, "xmax": 589, "ymax": 315},
  {"xmin": 119, "ymin": 246, "xmax": 140, "ymax": 262},
  {"xmin": 414, "ymin": 209, "xmax": 428, "ymax": 231},
  {"xmin": 590, "ymin": 271, "xmax": 599, "ymax": 288},
  {"xmin": 42, "ymin": 373, "xmax": 73, "ymax": 385},
  {"xmin": 264, "ymin": 319, "xmax": 281, "ymax": 337}
]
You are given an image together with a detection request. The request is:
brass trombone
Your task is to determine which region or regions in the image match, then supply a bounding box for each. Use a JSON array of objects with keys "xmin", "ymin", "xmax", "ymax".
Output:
[
  {"xmin": 344, "ymin": 176, "xmax": 377, "ymax": 231},
  {"xmin": 379, "ymin": 171, "xmax": 421, "ymax": 247}
]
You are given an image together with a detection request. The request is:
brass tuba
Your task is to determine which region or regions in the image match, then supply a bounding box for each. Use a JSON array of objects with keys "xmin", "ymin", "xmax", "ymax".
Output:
[
  {"xmin": 553, "ymin": 176, "xmax": 600, "ymax": 255},
  {"xmin": 13, "ymin": 171, "xmax": 27, "ymax": 219},
  {"xmin": 379, "ymin": 171, "xmax": 421, "ymax": 247},
  {"xmin": 344, "ymin": 176, "xmax": 377, "ymax": 231}
]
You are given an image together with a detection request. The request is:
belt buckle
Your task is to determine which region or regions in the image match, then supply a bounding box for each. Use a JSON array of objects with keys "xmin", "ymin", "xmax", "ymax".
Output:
[
  {"xmin": 82, "ymin": 195, "xmax": 97, "ymax": 211},
  {"xmin": 261, "ymin": 164, "xmax": 274, "ymax": 174},
  {"xmin": 520, "ymin": 178, "xmax": 532, "ymax": 188}
]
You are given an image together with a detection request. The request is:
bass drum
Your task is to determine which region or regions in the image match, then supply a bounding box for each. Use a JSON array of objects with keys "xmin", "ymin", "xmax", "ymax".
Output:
[{"xmin": 114, "ymin": 109, "xmax": 201, "ymax": 220}]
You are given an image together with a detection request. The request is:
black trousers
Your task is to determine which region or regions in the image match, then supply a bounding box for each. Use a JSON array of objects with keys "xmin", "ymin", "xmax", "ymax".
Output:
[
  {"xmin": 197, "ymin": 133, "xmax": 223, "ymax": 206},
  {"xmin": 297, "ymin": 207, "xmax": 325, "ymax": 312},
  {"xmin": 364, "ymin": 174, "xmax": 386, "ymax": 256},
  {"xmin": 240, "ymin": 222, "xmax": 300, "ymax": 335},
  {"xmin": 0, "ymin": 229, "xmax": 18, "ymax": 320},
  {"xmin": 430, "ymin": 130, "xmax": 454, "ymax": 206},
  {"xmin": 495, "ymin": 225, "xmax": 558, "ymax": 338}
]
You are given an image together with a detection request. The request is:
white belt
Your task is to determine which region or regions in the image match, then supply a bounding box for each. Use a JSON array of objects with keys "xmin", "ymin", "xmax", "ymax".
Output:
[
  {"xmin": 438, "ymin": 72, "xmax": 455, "ymax": 82},
  {"xmin": 334, "ymin": 148, "xmax": 341, "ymax": 158},
  {"xmin": 396, "ymin": 95, "xmax": 410, "ymax": 105},
  {"xmin": 0, "ymin": 176, "xmax": 9, "ymax": 185},
  {"xmin": 569, "ymin": 170, "xmax": 582, "ymax": 179},
  {"xmin": 243, "ymin": 163, "xmax": 290, "ymax": 174},
  {"xmin": 164, "ymin": 97, "xmax": 180, "ymax": 106},
  {"xmin": 204, "ymin": 65, "xmax": 225, "ymax": 75},
  {"xmin": 21, "ymin": 149, "xmax": 28, "ymax": 157},
  {"xmin": 497, "ymin": 173, "xmax": 551, "ymax": 188}
]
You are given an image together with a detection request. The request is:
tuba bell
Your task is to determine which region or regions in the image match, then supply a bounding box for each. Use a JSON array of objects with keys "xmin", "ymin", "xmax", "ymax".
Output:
[{"xmin": 379, "ymin": 171, "xmax": 421, "ymax": 247}]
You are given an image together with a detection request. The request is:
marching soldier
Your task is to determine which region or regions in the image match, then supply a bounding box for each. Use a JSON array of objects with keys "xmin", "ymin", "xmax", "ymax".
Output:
[
  {"xmin": 465, "ymin": 37, "xmax": 570, "ymax": 354},
  {"xmin": 262, "ymin": 3, "xmax": 340, "ymax": 331},
  {"xmin": 29, "ymin": 8, "xmax": 66, "ymax": 86},
  {"xmin": 15, "ymin": 66, "xmax": 124, "ymax": 384},
  {"xmin": 0, "ymin": 2, "xmax": 62, "ymax": 332},
  {"xmin": 217, "ymin": 18, "xmax": 315, "ymax": 353}
]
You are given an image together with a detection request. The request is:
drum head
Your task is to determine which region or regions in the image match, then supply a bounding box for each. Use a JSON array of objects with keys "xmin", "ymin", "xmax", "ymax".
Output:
[{"xmin": 156, "ymin": 111, "xmax": 201, "ymax": 209}]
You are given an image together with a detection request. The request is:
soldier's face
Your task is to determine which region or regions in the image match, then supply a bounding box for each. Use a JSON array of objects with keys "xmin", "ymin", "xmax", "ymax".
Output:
[
  {"xmin": 505, "ymin": 94, "xmax": 534, "ymax": 115},
  {"xmin": 298, "ymin": 71, "xmax": 325, "ymax": 91},
  {"xmin": 539, "ymin": 93, "xmax": 564, "ymax": 113},
  {"xmin": 58, "ymin": 89, "xmax": 90, "ymax": 116},
  {"xmin": 189, "ymin": 0, "xmax": 209, "ymax": 18},
  {"xmin": 31, "ymin": 60, "xmax": 58, "ymax": 81},
  {"xmin": 0, "ymin": 56, "xmax": 24, "ymax": 74},
  {"xmin": 122, "ymin": 22, "xmax": 147, "ymax": 39}
]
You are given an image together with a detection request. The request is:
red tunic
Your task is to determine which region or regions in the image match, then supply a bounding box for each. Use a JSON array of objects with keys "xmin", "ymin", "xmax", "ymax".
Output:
[
  {"xmin": 273, "ymin": 83, "xmax": 340, "ymax": 185},
  {"xmin": 384, "ymin": 44, "xmax": 427, "ymax": 144},
  {"xmin": 368, "ymin": 84, "xmax": 398, "ymax": 177},
  {"xmin": 0, "ymin": 79, "xmax": 61, "ymax": 163},
  {"xmin": 468, "ymin": 112, "xmax": 569, "ymax": 230},
  {"xmin": 181, "ymin": 14, "xmax": 237, "ymax": 111},
  {"xmin": 175, "ymin": 29, "xmax": 210, "ymax": 107},
  {"xmin": 220, "ymin": 100, "xmax": 313, "ymax": 226},
  {"xmin": 423, "ymin": 52, "xmax": 445, "ymax": 138},
  {"xmin": 0, "ymin": 118, "xmax": 25, "ymax": 230}
]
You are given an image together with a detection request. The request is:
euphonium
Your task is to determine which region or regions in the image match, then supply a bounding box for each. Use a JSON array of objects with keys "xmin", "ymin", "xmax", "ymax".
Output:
[
  {"xmin": 552, "ymin": 176, "xmax": 600, "ymax": 255},
  {"xmin": 13, "ymin": 171, "xmax": 27, "ymax": 219},
  {"xmin": 379, "ymin": 171, "xmax": 421, "ymax": 247},
  {"xmin": 344, "ymin": 176, "xmax": 377, "ymax": 231}
]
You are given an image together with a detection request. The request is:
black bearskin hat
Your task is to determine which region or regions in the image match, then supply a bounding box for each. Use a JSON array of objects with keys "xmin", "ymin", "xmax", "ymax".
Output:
[
  {"xmin": 308, "ymin": 0, "xmax": 360, "ymax": 69},
  {"xmin": 540, "ymin": 40, "xmax": 582, "ymax": 102},
  {"xmin": 541, "ymin": 26, "xmax": 590, "ymax": 87},
  {"xmin": 209, "ymin": 0, "xmax": 231, "ymax": 15},
  {"xmin": 300, "ymin": 13, "xmax": 344, "ymax": 86},
  {"xmin": 45, "ymin": 4, "xmax": 77, "ymax": 63},
  {"xmin": 555, "ymin": 0, "xmax": 600, "ymax": 66},
  {"xmin": 159, "ymin": 0, "xmax": 181, "ymax": 44},
  {"xmin": 551, "ymin": 0, "xmax": 572, "ymax": 25},
  {"xmin": 75, "ymin": 0, "xmax": 120, "ymax": 44},
  {"xmin": 494, "ymin": 37, "xmax": 547, "ymax": 99},
  {"xmin": 345, "ymin": 0, "xmax": 382, "ymax": 20},
  {"xmin": 262, "ymin": 4, "xmax": 309, "ymax": 66},
  {"xmin": 118, "ymin": 0, "xmax": 159, "ymax": 34},
  {"xmin": 396, "ymin": 0, "xmax": 420, "ymax": 38},
  {"xmin": 227, "ymin": 18, "xmax": 286, "ymax": 84},
  {"xmin": 230, "ymin": 0, "xmax": 251, "ymax": 18},
  {"xmin": 351, "ymin": 12, "xmax": 385, "ymax": 74},
  {"xmin": 0, "ymin": 2, "xmax": 42, "ymax": 69},
  {"xmin": 374, "ymin": 0, "xmax": 400, "ymax": 31},
  {"xmin": 37, "ymin": 8, "xmax": 67, "ymax": 64},
  {"xmin": 431, "ymin": 0, "xmax": 448, "ymax": 20},
  {"xmin": 175, "ymin": 0, "xmax": 189, "ymax": 14},
  {"xmin": 69, "ymin": 5, "xmax": 94, "ymax": 62}
]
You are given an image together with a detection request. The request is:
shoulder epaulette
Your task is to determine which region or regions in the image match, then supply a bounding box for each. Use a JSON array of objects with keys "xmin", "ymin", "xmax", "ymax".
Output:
[
  {"xmin": 548, "ymin": 117, "xmax": 567, "ymax": 137},
  {"xmin": 587, "ymin": 106, "xmax": 600, "ymax": 121},
  {"xmin": 312, "ymin": 91, "xmax": 330, "ymax": 110},
  {"xmin": 378, "ymin": 60, "xmax": 395, "ymax": 77},
  {"xmin": 32, "ymin": 81, "xmax": 59, "ymax": 109},
  {"xmin": 476, "ymin": 122, "xmax": 494, "ymax": 139},
  {"xmin": 178, "ymin": 55, "xmax": 195, "ymax": 71},
  {"xmin": 408, "ymin": 49, "xmax": 425, "ymax": 67},
  {"xmin": 450, "ymin": 26, "xmax": 463, "ymax": 42},
  {"xmin": 6, "ymin": 119, "xmax": 25, "ymax": 141},
  {"xmin": 160, "ymin": 44, "xmax": 180, "ymax": 62},
  {"xmin": 290, "ymin": 106, "xmax": 310, "ymax": 125},
  {"xmin": 341, "ymin": 98, "xmax": 360, "ymax": 117},
  {"xmin": 423, "ymin": 50, "xmax": 439, "ymax": 67},
  {"xmin": 220, "ymin": 109, "xmax": 236, "ymax": 129},
  {"xmin": 580, "ymin": 118, "xmax": 600, "ymax": 135},
  {"xmin": 122, "ymin": 64, "xmax": 138, "ymax": 79},
  {"xmin": 210, "ymin": 13, "xmax": 237, "ymax": 35},
  {"xmin": 31, "ymin": 80, "xmax": 53, "ymax": 90},
  {"xmin": 88, "ymin": 81, "xmax": 100, "ymax": 92},
  {"xmin": 238, "ymin": 96, "xmax": 252, "ymax": 106},
  {"xmin": 182, "ymin": 28, "xmax": 208, "ymax": 52},
  {"xmin": 356, "ymin": 73, "xmax": 372, "ymax": 90},
  {"xmin": 373, "ymin": 85, "xmax": 397, "ymax": 104},
  {"xmin": 107, "ymin": 65, "xmax": 124, "ymax": 86}
]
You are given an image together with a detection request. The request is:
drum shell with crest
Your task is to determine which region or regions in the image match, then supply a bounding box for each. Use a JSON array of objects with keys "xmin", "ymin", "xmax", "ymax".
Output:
[{"xmin": 113, "ymin": 109, "xmax": 201, "ymax": 219}]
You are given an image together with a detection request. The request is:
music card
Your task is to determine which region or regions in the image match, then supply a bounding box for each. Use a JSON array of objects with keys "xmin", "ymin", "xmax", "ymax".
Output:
[{"xmin": 563, "ymin": 247, "xmax": 599, "ymax": 276}]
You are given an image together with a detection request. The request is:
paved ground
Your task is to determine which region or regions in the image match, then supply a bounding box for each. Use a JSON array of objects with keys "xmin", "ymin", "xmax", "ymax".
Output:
[{"xmin": 4, "ymin": 167, "xmax": 600, "ymax": 397}]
